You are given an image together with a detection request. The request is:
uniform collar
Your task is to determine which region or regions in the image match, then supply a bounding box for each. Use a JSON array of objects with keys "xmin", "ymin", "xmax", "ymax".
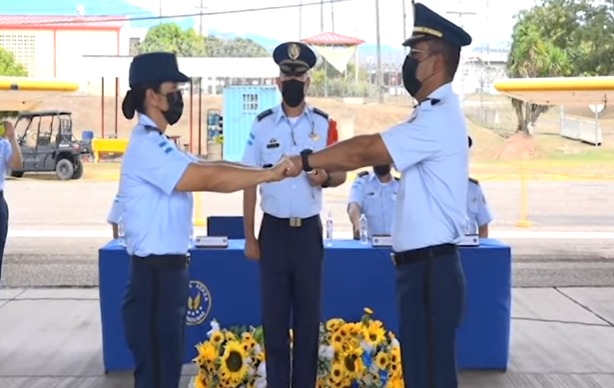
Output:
[
  {"xmin": 138, "ymin": 114, "xmax": 157, "ymax": 129},
  {"xmin": 274, "ymin": 104, "xmax": 314, "ymax": 125},
  {"xmin": 370, "ymin": 173, "xmax": 395, "ymax": 185},
  {"xmin": 413, "ymin": 83, "xmax": 453, "ymax": 109}
]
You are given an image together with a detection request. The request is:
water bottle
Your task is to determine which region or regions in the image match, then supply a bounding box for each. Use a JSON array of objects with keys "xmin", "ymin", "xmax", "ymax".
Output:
[
  {"xmin": 117, "ymin": 216, "xmax": 126, "ymax": 247},
  {"xmin": 359, "ymin": 214, "xmax": 369, "ymax": 244},
  {"xmin": 325, "ymin": 210, "xmax": 334, "ymax": 246}
]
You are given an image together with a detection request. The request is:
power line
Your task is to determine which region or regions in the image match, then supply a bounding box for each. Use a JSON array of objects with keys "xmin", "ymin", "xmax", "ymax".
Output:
[{"xmin": 6, "ymin": 0, "xmax": 354, "ymax": 27}]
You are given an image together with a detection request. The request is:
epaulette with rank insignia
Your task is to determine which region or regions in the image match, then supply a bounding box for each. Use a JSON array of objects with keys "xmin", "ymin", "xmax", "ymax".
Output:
[
  {"xmin": 357, "ymin": 171, "xmax": 369, "ymax": 178},
  {"xmin": 256, "ymin": 109, "xmax": 273, "ymax": 122},
  {"xmin": 469, "ymin": 177, "xmax": 479, "ymax": 184},
  {"xmin": 394, "ymin": 176, "xmax": 400, "ymax": 181},
  {"xmin": 312, "ymin": 107, "xmax": 329, "ymax": 120}
]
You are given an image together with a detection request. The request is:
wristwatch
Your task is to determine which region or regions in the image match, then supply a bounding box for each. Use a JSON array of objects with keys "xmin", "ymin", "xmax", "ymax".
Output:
[{"xmin": 300, "ymin": 149, "xmax": 314, "ymax": 174}]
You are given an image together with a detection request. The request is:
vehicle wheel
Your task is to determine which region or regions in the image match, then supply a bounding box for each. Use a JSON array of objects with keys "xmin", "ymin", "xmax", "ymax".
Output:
[
  {"xmin": 71, "ymin": 159, "xmax": 84, "ymax": 179},
  {"xmin": 10, "ymin": 171, "xmax": 23, "ymax": 178},
  {"xmin": 55, "ymin": 159, "xmax": 74, "ymax": 181}
]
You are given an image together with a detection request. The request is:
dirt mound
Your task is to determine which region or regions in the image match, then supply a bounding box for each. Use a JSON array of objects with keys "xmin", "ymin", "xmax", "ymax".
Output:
[{"xmin": 496, "ymin": 132, "xmax": 536, "ymax": 160}]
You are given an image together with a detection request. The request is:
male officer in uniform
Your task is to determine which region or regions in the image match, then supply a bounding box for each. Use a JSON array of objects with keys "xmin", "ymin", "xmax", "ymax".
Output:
[
  {"xmin": 242, "ymin": 42, "xmax": 346, "ymax": 388},
  {"xmin": 347, "ymin": 165, "xmax": 399, "ymax": 238},
  {"xmin": 466, "ymin": 136, "xmax": 493, "ymax": 237},
  {"xmin": 287, "ymin": 4, "xmax": 471, "ymax": 387}
]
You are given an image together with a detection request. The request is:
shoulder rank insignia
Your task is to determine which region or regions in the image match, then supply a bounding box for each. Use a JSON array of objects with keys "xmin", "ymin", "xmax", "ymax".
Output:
[
  {"xmin": 469, "ymin": 177, "xmax": 479, "ymax": 184},
  {"xmin": 312, "ymin": 107, "xmax": 329, "ymax": 120},
  {"xmin": 394, "ymin": 176, "xmax": 400, "ymax": 181},
  {"xmin": 357, "ymin": 171, "xmax": 369, "ymax": 178},
  {"xmin": 256, "ymin": 109, "xmax": 273, "ymax": 122}
]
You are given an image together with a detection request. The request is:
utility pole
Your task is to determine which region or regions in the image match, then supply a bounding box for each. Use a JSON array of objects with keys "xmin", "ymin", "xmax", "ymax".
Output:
[
  {"xmin": 158, "ymin": 0, "xmax": 162, "ymax": 24},
  {"xmin": 375, "ymin": 0, "xmax": 383, "ymax": 103},
  {"xmin": 402, "ymin": 0, "xmax": 408, "ymax": 54},
  {"xmin": 330, "ymin": 0, "xmax": 335, "ymax": 32},
  {"xmin": 320, "ymin": 0, "xmax": 324, "ymax": 32},
  {"xmin": 298, "ymin": 0, "xmax": 303, "ymax": 39},
  {"xmin": 446, "ymin": 8, "xmax": 476, "ymax": 110},
  {"xmin": 196, "ymin": 0, "xmax": 205, "ymax": 36}
]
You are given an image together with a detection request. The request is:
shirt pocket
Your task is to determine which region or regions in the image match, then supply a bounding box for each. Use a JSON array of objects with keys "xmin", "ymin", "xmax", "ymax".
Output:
[{"xmin": 260, "ymin": 149, "xmax": 283, "ymax": 167}]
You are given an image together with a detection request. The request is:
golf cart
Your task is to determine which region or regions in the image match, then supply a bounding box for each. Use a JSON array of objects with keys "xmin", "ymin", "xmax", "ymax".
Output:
[{"xmin": 10, "ymin": 110, "xmax": 84, "ymax": 180}]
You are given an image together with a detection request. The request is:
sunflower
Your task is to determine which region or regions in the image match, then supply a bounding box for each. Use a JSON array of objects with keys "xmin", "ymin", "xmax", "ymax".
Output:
[
  {"xmin": 316, "ymin": 377, "xmax": 325, "ymax": 388},
  {"xmin": 220, "ymin": 340, "xmax": 248, "ymax": 383},
  {"xmin": 330, "ymin": 361, "xmax": 345, "ymax": 383},
  {"xmin": 342, "ymin": 377, "xmax": 352, "ymax": 388},
  {"xmin": 210, "ymin": 331, "xmax": 225, "ymax": 347},
  {"xmin": 225, "ymin": 332, "xmax": 236, "ymax": 341},
  {"xmin": 194, "ymin": 375, "xmax": 207, "ymax": 388},
  {"xmin": 364, "ymin": 307, "xmax": 374, "ymax": 315},
  {"xmin": 375, "ymin": 352, "xmax": 390, "ymax": 370},
  {"xmin": 241, "ymin": 332, "xmax": 255, "ymax": 343},
  {"xmin": 390, "ymin": 346, "xmax": 401, "ymax": 365},
  {"xmin": 330, "ymin": 330, "xmax": 345, "ymax": 350},
  {"xmin": 326, "ymin": 318, "xmax": 344, "ymax": 332},
  {"xmin": 197, "ymin": 342, "xmax": 218, "ymax": 363},
  {"xmin": 363, "ymin": 322, "xmax": 386, "ymax": 346},
  {"xmin": 340, "ymin": 347, "xmax": 364, "ymax": 379},
  {"xmin": 347, "ymin": 323, "xmax": 361, "ymax": 336}
]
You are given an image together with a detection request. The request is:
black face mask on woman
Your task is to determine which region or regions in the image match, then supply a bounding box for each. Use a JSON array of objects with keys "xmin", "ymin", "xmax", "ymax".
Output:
[
  {"xmin": 161, "ymin": 91, "xmax": 184, "ymax": 125},
  {"xmin": 281, "ymin": 79, "xmax": 306, "ymax": 108}
]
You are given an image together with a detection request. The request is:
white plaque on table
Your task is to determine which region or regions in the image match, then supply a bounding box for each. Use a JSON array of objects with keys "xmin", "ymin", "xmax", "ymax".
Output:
[
  {"xmin": 372, "ymin": 235, "xmax": 392, "ymax": 247},
  {"xmin": 458, "ymin": 235, "xmax": 479, "ymax": 247},
  {"xmin": 194, "ymin": 236, "xmax": 229, "ymax": 248}
]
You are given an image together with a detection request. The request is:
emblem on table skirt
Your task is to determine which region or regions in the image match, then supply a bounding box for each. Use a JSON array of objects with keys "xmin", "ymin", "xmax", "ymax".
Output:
[{"xmin": 187, "ymin": 280, "xmax": 212, "ymax": 326}]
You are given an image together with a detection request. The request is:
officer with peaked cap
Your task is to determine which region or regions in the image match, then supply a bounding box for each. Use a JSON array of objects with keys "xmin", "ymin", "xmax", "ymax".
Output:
[
  {"xmin": 466, "ymin": 137, "xmax": 493, "ymax": 237},
  {"xmin": 241, "ymin": 41, "xmax": 346, "ymax": 388},
  {"xmin": 119, "ymin": 52, "xmax": 296, "ymax": 388},
  {"xmin": 285, "ymin": 3, "xmax": 472, "ymax": 387}
]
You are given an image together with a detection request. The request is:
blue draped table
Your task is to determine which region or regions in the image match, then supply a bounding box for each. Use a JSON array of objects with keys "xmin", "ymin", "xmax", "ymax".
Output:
[{"xmin": 99, "ymin": 239, "xmax": 511, "ymax": 372}]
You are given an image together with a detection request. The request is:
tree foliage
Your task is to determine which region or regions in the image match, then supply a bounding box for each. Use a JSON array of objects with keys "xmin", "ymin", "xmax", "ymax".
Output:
[
  {"xmin": 507, "ymin": 0, "xmax": 614, "ymax": 134},
  {"xmin": 139, "ymin": 23, "xmax": 269, "ymax": 58},
  {"xmin": 0, "ymin": 47, "xmax": 27, "ymax": 77}
]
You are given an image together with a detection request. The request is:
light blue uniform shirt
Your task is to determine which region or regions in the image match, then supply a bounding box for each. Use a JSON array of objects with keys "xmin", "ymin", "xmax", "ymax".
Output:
[
  {"xmin": 348, "ymin": 172, "xmax": 399, "ymax": 237},
  {"xmin": 466, "ymin": 179, "xmax": 493, "ymax": 234},
  {"xmin": 119, "ymin": 115, "xmax": 195, "ymax": 257},
  {"xmin": 0, "ymin": 138, "xmax": 13, "ymax": 191},
  {"xmin": 242, "ymin": 105, "xmax": 331, "ymax": 218},
  {"xmin": 107, "ymin": 194, "xmax": 121, "ymax": 224},
  {"xmin": 380, "ymin": 83, "xmax": 468, "ymax": 251}
]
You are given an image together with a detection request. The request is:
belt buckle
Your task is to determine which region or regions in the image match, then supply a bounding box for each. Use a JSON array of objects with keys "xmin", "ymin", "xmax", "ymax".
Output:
[
  {"xmin": 186, "ymin": 253, "xmax": 191, "ymax": 266},
  {"xmin": 289, "ymin": 218, "xmax": 302, "ymax": 227}
]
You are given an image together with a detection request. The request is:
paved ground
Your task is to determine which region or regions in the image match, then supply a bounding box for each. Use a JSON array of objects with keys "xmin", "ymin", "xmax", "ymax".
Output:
[
  {"xmin": 2, "ymin": 288, "xmax": 614, "ymax": 388},
  {"xmin": 2, "ymin": 178, "xmax": 614, "ymax": 288}
]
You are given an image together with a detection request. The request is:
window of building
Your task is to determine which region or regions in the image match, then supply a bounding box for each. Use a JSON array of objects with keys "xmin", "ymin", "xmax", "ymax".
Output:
[
  {"xmin": 0, "ymin": 34, "xmax": 36, "ymax": 76},
  {"xmin": 242, "ymin": 93, "xmax": 259, "ymax": 112}
]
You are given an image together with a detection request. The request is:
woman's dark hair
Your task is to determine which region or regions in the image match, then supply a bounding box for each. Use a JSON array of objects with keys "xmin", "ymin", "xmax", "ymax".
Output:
[{"xmin": 121, "ymin": 82, "xmax": 163, "ymax": 119}]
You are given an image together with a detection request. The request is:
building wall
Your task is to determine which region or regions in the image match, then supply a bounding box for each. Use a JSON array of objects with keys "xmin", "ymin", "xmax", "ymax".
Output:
[{"xmin": 0, "ymin": 28, "xmax": 122, "ymax": 79}]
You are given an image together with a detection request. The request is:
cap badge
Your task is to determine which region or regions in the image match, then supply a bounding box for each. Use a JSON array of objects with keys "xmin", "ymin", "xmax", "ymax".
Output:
[{"xmin": 288, "ymin": 43, "xmax": 300, "ymax": 61}]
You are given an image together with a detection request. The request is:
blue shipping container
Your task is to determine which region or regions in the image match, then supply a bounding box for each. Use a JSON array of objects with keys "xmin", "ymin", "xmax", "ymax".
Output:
[{"xmin": 222, "ymin": 85, "xmax": 281, "ymax": 162}]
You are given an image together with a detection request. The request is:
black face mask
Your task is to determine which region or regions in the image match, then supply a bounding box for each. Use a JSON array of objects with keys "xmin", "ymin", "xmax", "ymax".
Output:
[
  {"xmin": 281, "ymin": 79, "xmax": 306, "ymax": 108},
  {"xmin": 373, "ymin": 165, "xmax": 391, "ymax": 177},
  {"xmin": 402, "ymin": 56, "xmax": 422, "ymax": 97},
  {"xmin": 162, "ymin": 91, "xmax": 184, "ymax": 125}
]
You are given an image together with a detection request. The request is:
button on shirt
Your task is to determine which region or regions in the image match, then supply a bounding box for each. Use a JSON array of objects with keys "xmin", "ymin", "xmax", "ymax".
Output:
[
  {"xmin": 466, "ymin": 179, "xmax": 493, "ymax": 234},
  {"xmin": 107, "ymin": 194, "xmax": 121, "ymax": 224},
  {"xmin": 348, "ymin": 172, "xmax": 398, "ymax": 237},
  {"xmin": 242, "ymin": 106, "xmax": 330, "ymax": 219},
  {"xmin": 0, "ymin": 138, "xmax": 13, "ymax": 191},
  {"xmin": 119, "ymin": 115, "xmax": 196, "ymax": 256},
  {"xmin": 380, "ymin": 83, "xmax": 468, "ymax": 251}
]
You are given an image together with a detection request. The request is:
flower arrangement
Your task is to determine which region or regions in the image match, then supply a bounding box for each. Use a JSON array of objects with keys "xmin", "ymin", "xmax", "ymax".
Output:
[{"xmin": 193, "ymin": 308, "xmax": 404, "ymax": 388}]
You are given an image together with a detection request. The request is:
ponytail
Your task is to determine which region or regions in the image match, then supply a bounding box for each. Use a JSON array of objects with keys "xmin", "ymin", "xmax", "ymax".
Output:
[{"xmin": 121, "ymin": 90, "xmax": 135, "ymax": 119}]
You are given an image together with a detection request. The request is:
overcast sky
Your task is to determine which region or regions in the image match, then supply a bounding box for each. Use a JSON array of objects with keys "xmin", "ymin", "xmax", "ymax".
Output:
[{"xmin": 125, "ymin": 0, "xmax": 538, "ymax": 46}]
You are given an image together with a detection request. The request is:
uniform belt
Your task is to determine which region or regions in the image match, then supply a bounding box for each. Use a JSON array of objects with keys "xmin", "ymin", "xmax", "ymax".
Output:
[
  {"xmin": 391, "ymin": 243, "xmax": 457, "ymax": 266},
  {"xmin": 131, "ymin": 254, "xmax": 190, "ymax": 269},
  {"xmin": 263, "ymin": 213, "xmax": 319, "ymax": 228}
]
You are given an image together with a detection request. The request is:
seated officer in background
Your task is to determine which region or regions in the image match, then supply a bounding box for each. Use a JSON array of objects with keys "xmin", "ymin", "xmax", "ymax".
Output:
[
  {"xmin": 467, "ymin": 136, "xmax": 493, "ymax": 237},
  {"xmin": 242, "ymin": 41, "xmax": 346, "ymax": 388},
  {"xmin": 347, "ymin": 164, "xmax": 399, "ymax": 238}
]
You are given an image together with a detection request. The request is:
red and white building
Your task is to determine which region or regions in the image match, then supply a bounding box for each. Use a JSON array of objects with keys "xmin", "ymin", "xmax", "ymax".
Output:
[{"xmin": 0, "ymin": 15, "xmax": 129, "ymax": 79}]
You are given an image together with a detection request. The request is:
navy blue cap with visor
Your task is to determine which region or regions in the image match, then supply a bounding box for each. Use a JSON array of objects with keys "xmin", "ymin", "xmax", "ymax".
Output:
[
  {"xmin": 273, "ymin": 42, "xmax": 317, "ymax": 76},
  {"xmin": 128, "ymin": 52, "xmax": 190, "ymax": 88},
  {"xmin": 403, "ymin": 3, "xmax": 472, "ymax": 48}
]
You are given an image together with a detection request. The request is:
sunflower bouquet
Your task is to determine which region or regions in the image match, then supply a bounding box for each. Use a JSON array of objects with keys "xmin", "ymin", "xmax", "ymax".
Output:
[{"xmin": 193, "ymin": 308, "xmax": 404, "ymax": 388}]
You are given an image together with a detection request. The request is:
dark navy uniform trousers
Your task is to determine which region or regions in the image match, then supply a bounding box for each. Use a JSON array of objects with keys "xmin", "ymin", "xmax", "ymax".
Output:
[
  {"xmin": 0, "ymin": 194, "xmax": 9, "ymax": 286},
  {"xmin": 259, "ymin": 213, "xmax": 324, "ymax": 388},
  {"xmin": 122, "ymin": 255, "xmax": 190, "ymax": 388},
  {"xmin": 394, "ymin": 244, "xmax": 466, "ymax": 388}
]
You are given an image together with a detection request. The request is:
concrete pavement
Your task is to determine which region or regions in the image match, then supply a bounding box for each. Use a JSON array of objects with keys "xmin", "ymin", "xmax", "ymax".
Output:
[{"xmin": 2, "ymin": 288, "xmax": 614, "ymax": 388}]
